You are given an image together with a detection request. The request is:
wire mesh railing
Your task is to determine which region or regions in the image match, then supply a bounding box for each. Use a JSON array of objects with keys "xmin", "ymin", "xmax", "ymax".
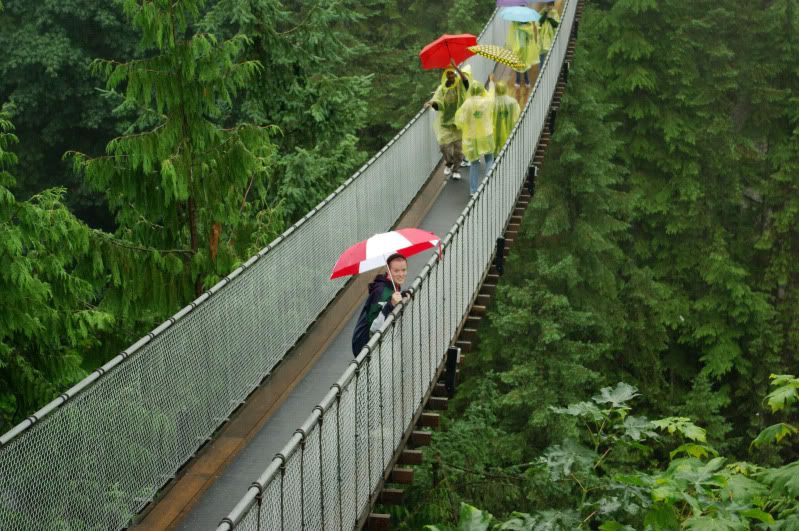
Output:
[
  {"xmin": 0, "ymin": 12, "xmax": 505, "ymax": 531},
  {"xmin": 215, "ymin": 1, "xmax": 578, "ymax": 529}
]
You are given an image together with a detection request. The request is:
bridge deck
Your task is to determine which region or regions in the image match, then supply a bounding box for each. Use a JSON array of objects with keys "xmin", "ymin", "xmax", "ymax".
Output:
[{"xmin": 138, "ymin": 67, "xmax": 530, "ymax": 531}]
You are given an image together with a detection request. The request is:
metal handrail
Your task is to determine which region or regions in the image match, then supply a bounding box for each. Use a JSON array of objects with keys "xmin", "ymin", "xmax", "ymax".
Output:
[{"xmin": 215, "ymin": 0, "xmax": 578, "ymax": 528}]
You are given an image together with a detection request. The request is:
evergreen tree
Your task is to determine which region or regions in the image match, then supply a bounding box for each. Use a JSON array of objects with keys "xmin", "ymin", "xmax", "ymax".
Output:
[
  {"xmin": 201, "ymin": 0, "xmax": 372, "ymax": 225},
  {"xmin": 470, "ymin": 37, "xmax": 637, "ymax": 445},
  {"xmin": 0, "ymin": 104, "xmax": 111, "ymax": 430},
  {"xmin": 748, "ymin": 0, "xmax": 799, "ymax": 368},
  {"xmin": 70, "ymin": 0, "xmax": 278, "ymax": 320},
  {"xmin": 0, "ymin": 0, "xmax": 137, "ymax": 227},
  {"xmin": 596, "ymin": 0, "xmax": 780, "ymax": 445}
]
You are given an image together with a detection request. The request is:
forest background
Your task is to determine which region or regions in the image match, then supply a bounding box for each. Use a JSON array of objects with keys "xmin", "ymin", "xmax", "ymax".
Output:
[
  {"xmin": 0, "ymin": 0, "xmax": 492, "ymax": 431},
  {"xmin": 389, "ymin": 0, "xmax": 799, "ymax": 529}
]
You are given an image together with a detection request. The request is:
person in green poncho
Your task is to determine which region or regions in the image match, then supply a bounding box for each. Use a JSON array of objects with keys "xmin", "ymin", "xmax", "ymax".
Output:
[
  {"xmin": 492, "ymin": 81, "xmax": 521, "ymax": 156},
  {"xmin": 425, "ymin": 61, "xmax": 471, "ymax": 180},
  {"xmin": 455, "ymin": 77, "xmax": 495, "ymax": 195},
  {"xmin": 506, "ymin": 20, "xmax": 539, "ymax": 88},
  {"xmin": 537, "ymin": 3, "xmax": 561, "ymax": 69}
]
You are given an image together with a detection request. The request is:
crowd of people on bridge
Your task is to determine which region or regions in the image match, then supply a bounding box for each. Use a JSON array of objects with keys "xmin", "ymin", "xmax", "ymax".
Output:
[
  {"xmin": 424, "ymin": 2, "xmax": 559, "ymax": 195},
  {"xmin": 351, "ymin": 2, "xmax": 561, "ymax": 356}
]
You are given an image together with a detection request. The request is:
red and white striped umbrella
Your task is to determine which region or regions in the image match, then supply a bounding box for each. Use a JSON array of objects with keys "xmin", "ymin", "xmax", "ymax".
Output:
[{"xmin": 330, "ymin": 228, "xmax": 441, "ymax": 280}]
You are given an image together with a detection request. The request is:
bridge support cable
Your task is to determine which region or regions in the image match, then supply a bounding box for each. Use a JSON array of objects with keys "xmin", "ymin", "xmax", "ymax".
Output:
[{"xmin": 215, "ymin": 0, "xmax": 581, "ymax": 529}]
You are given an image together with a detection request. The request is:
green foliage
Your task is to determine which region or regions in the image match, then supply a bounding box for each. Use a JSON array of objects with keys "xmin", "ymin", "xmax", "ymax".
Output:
[
  {"xmin": 70, "ymin": 0, "xmax": 279, "ymax": 326},
  {"xmin": 425, "ymin": 384, "xmax": 799, "ymax": 530},
  {"xmin": 765, "ymin": 374, "xmax": 799, "ymax": 413},
  {"xmin": 751, "ymin": 374, "xmax": 799, "ymax": 457},
  {"xmin": 409, "ymin": 0, "xmax": 799, "ymax": 527},
  {"xmin": 0, "ymin": 0, "xmax": 137, "ymax": 226},
  {"xmin": 0, "ymin": 105, "xmax": 111, "ymax": 430},
  {"xmin": 200, "ymin": 0, "xmax": 372, "ymax": 224},
  {"xmin": 651, "ymin": 417, "xmax": 707, "ymax": 442}
]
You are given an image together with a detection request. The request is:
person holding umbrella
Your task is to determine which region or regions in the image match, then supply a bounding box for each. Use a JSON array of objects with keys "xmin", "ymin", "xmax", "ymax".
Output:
[
  {"xmin": 503, "ymin": 7, "xmax": 540, "ymax": 89},
  {"xmin": 455, "ymin": 76, "xmax": 496, "ymax": 196},
  {"xmin": 331, "ymin": 228, "xmax": 441, "ymax": 356},
  {"xmin": 424, "ymin": 59, "xmax": 471, "ymax": 180},
  {"xmin": 351, "ymin": 253, "xmax": 408, "ymax": 355}
]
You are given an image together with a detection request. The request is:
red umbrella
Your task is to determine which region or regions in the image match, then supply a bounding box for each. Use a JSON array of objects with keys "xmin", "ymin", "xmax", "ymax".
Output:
[
  {"xmin": 419, "ymin": 34, "xmax": 478, "ymax": 70},
  {"xmin": 330, "ymin": 228, "xmax": 441, "ymax": 280}
]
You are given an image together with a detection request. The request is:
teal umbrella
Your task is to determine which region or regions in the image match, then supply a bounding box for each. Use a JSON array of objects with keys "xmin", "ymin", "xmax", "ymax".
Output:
[{"xmin": 500, "ymin": 6, "xmax": 541, "ymax": 23}]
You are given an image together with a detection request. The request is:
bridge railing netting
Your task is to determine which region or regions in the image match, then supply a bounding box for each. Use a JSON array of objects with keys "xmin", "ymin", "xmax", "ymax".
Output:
[
  {"xmin": 218, "ymin": 1, "xmax": 577, "ymax": 529},
  {"xmin": 0, "ymin": 9, "xmax": 507, "ymax": 531}
]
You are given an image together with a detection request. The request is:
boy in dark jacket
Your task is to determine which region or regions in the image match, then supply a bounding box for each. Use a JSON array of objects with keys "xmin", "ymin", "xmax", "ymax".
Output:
[{"xmin": 351, "ymin": 253, "xmax": 408, "ymax": 355}]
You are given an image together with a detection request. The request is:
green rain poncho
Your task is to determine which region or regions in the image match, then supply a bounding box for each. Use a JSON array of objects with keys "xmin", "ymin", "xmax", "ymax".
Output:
[
  {"xmin": 454, "ymin": 83, "xmax": 495, "ymax": 161},
  {"xmin": 506, "ymin": 21, "xmax": 539, "ymax": 70},
  {"xmin": 492, "ymin": 82, "xmax": 521, "ymax": 155},
  {"xmin": 430, "ymin": 67, "xmax": 471, "ymax": 145},
  {"xmin": 537, "ymin": 7, "xmax": 561, "ymax": 53}
]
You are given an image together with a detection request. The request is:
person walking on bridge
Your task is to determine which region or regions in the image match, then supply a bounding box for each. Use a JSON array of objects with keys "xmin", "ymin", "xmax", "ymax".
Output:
[
  {"xmin": 455, "ymin": 79, "xmax": 495, "ymax": 195},
  {"xmin": 492, "ymin": 80, "xmax": 521, "ymax": 156},
  {"xmin": 537, "ymin": 2, "xmax": 561, "ymax": 71},
  {"xmin": 507, "ymin": 19, "xmax": 539, "ymax": 89},
  {"xmin": 425, "ymin": 61, "xmax": 471, "ymax": 181},
  {"xmin": 351, "ymin": 253, "xmax": 408, "ymax": 355}
]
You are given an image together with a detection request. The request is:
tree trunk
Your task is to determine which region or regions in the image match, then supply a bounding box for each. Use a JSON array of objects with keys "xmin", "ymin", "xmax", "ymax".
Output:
[{"xmin": 188, "ymin": 196, "xmax": 202, "ymax": 296}]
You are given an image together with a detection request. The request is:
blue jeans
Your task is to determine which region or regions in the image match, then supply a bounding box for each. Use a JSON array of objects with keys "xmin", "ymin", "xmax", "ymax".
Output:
[
  {"xmin": 515, "ymin": 70, "xmax": 530, "ymax": 86},
  {"xmin": 539, "ymin": 51, "xmax": 548, "ymax": 72},
  {"xmin": 469, "ymin": 153, "xmax": 494, "ymax": 194}
]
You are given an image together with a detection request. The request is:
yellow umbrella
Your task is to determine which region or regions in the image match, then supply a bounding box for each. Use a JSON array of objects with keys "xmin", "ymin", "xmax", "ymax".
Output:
[{"xmin": 467, "ymin": 44, "xmax": 526, "ymax": 72}]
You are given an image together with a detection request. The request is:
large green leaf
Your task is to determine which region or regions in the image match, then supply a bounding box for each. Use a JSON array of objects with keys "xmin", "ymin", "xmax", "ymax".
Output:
[
  {"xmin": 541, "ymin": 439, "xmax": 598, "ymax": 480},
  {"xmin": 739, "ymin": 509, "xmax": 775, "ymax": 525},
  {"xmin": 683, "ymin": 515, "xmax": 743, "ymax": 531},
  {"xmin": 764, "ymin": 380, "xmax": 799, "ymax": 413},
  {"xmin": 457, "ymin": 503, "xmax": 492, "ymax": 531},
  {"xmin": 669, "ymin": 443, "xmax": 719, "ymax": 460},
  {"xmin": 644, "ymin": 503, "xmax": 680, "ymax": 530},
  {"xmin": 550, "ymin": 401, "xmax": 604, "ymax": 421},
  {"xmin": 722, "ymin": 474, "xmax": 768, "ymax": 503},
  {"xmin": 592, "ymin": 382, "xmax": 639, "ymax": 408},
  {"xmin": 623, "ymin": 415, "xmax": 659, "ymax": 441},
  {"xmin": 758, "ymin": 461, "xmax": 799, "ymax": 498},
  {"xmin": 652, "ymin": 417, "xmax": 707, "ymax": 442},
  {"xmin": 751, "ymin": 422, "xmax": 798, "ymax": 447}
]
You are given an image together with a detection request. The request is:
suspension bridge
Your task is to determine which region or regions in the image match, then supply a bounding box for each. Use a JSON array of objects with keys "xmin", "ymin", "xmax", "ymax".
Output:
[{"xmin": 0, "ymin": 2, "xmax": 582, "ymax": 529}]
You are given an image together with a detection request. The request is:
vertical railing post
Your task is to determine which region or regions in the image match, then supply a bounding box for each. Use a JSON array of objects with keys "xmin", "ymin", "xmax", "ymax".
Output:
[
  {"xmin": 316, "ymin": 409, "xmax": 325, "ymax": 531},
  {"xmin": 444, "ymin": 346, "xmax": 460, "ymax": 398},
  {"xmin": 334, "ymin": 385, "xmax": 343, "ymax": 529},
  {"xmin": 527, "ymin": 165, "xmax": 538, "ymax": 196},
  {"xmin": 299, "ymin": 434, "xmax": 306, "ymax": 529},
  {"xmin": 548, "ymin": 108, "xmax": 557, "ymax": 135},
  {"xmin": 495, "ymin": 237, "xmax": 506, "ymax": 275}
]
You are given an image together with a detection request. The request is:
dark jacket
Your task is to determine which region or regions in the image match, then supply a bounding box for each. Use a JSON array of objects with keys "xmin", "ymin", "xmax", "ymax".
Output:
[{"xmin": 352, "ymin": 274, "xmax": 399, "ymax": 355}]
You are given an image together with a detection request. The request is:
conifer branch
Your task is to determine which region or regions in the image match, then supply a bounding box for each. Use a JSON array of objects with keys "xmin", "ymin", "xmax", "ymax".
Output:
[
  {"xmin": 92, "ymin": 230, "xmax": 192, "ymax": 256},
  {"xmin": 276, "ymin": 3, "xmax": 330, "ymax": 36}
]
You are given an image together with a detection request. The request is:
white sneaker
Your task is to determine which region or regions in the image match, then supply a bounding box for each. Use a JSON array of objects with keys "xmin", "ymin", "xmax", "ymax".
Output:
[
  {"xmin": 444, "ymin": 166, "xmax": 452, "ymax": 176},
  {"xmin": 452, "ymin": 171, "xmax": 461, "ymax": 180},
  {"xmin": 460, "ymin": 160, "xmax": 470, "ymax": 167}
]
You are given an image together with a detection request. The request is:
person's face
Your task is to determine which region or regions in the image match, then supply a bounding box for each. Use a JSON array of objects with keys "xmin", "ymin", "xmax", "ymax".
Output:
[
  {"xmin": 446, "ymin": 70, "xmax": 456, "ymax": 83},
  {"xmin": 387, "ymin": 259, "xmax": 408, "ymax": 287}
]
